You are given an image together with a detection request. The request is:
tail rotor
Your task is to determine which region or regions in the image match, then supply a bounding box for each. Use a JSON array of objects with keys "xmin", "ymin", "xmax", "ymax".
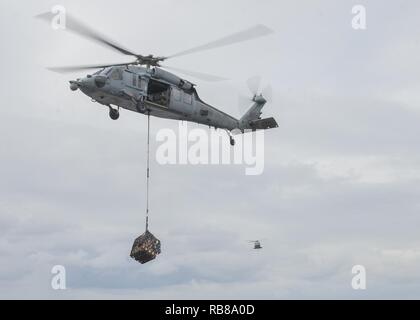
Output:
[{"xmin": 238, "ymin": 76, "xmax": 273, "ymax": 115}]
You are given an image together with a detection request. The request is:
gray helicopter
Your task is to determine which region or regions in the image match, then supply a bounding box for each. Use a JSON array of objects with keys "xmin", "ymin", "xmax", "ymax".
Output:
[
  {"xmin": 37, "ymin": 13, "xmax": 278, "ymax": 145},
  {"xmin": 248, "ymin": 240, "xmax": 263, "ymax": 250}
]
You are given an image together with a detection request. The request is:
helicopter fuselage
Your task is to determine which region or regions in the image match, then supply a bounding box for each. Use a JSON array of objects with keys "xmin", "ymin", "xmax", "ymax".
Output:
[{"xmin": 71, "ymin": 65, "xmax": 240, "ymax": 131}]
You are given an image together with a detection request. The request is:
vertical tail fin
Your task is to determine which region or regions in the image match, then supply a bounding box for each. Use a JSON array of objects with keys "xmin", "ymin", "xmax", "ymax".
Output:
[{"xmin": 239, "ymin": 95, "xmax": 278, "ymax": 130}]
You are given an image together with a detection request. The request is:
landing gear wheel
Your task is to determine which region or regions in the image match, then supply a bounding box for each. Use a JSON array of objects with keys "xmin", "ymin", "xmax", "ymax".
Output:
[
  {"xmin": 230, "ymin": 137, "xmax": 235, "ymax": 146},
  {"xmin": 109, "ymin": 108, "xmax": 119, "ymax": 120}
]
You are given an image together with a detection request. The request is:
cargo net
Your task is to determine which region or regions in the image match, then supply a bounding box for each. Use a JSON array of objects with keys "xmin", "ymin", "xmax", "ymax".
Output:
[{"xmin": 130, "ymin": 230, "xmax": 161, "ymax": 264}]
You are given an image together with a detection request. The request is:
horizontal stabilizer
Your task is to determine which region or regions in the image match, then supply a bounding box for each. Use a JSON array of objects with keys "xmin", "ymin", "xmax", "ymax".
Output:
[{"xmin": 249, "ymin": 117, "xmax": 278, "ymax": 130}]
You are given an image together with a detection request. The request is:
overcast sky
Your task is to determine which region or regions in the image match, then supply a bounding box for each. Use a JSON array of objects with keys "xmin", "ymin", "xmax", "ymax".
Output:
[{"xmin": 1, "ymin": 0, "xmax": 420, "ymax": 299}]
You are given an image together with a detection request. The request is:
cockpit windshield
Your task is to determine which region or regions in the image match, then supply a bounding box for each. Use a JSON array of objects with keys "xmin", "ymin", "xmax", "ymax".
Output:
[
  {"xmin": 93, "ymin": 67, "xmax": 123, "ymax": 80},
  {"xmin": 110, "ymin": 68, "xmax": 123, "ymax": 80},
  {"xmin": 96, "ymin": 67, "xmax": 122, "ymax": 80},
  {"xmin": 102, "ymin": 67, "xmax": 113, "ymax": 75}
]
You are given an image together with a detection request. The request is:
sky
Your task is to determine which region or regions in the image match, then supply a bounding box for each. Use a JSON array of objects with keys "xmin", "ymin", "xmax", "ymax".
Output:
[{"xmin": 1, "ymin": 0, "xmax": 420, "ymax": 299}]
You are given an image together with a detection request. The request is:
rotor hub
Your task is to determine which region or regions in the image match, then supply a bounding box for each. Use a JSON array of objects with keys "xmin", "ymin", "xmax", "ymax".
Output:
[
  {"xmin": 135, "ymin": 55, "xmax": 166, "ymax": 67},
  {"xmin": 253, "ymin": 94, "xmax": 267, "ymax": 104}
]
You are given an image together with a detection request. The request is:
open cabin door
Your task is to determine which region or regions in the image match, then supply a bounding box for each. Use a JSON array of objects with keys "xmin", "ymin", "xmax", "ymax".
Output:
[{"xmin": 146, "ymin": 79, "xmax": 170, "ymax": 108}]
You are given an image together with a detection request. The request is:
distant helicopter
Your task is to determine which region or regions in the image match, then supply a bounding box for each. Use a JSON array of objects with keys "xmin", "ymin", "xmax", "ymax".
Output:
[
  {"xmin": 248, "ymin": 240, "xmax": 263, "ymax": 250},
  {"xmin": 36, "ymin": 13, "xmax": 278, "ymax": 146}
]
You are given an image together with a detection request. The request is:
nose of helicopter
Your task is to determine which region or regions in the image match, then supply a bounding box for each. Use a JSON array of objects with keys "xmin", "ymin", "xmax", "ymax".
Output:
[
  {"xmin": 69, "ymin": 80, "xmax": 80, "ymax": 91},
  {"xmin": 69, "ymin": 74, "xmax": 106, "ymax": 92},
  {"xmin": 69, "ymin": 76, "xmax": 93, "ymax": 91}
]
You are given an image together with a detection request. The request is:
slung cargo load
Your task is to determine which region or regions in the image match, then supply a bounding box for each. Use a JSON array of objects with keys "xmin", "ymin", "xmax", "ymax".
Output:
[{"xmin": 130, "ymin": 230, "xmax": 161, "ymax": 264}]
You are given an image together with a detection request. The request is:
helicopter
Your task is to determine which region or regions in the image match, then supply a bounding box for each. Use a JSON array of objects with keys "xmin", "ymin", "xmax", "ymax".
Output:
[
  {"xmin": 36, "ymin": 13, "xmax": 278, "ymax": 146},
  {"xmin": 248, "ymin": 240, "xmax": 263, "ymax": 250}
]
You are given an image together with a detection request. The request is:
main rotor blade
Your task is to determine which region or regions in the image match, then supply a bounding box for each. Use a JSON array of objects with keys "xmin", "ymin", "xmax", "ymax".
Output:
[
  {"xmin": 163, "ymin": 65, "xmax": 228, "ymax": 82},
  {"xmin": 36, "ymin": 12, "xmax": 138, "ymax": 57},
  {"xmin": 47, "ymin": 62, "xmax": 132, "ymax": 73},
  {"xmin": 167, "ymin": 24, "xmax": 274, "ymax": 59}
]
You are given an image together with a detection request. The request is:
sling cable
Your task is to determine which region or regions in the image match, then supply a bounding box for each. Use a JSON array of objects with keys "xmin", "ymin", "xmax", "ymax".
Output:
[{"xmin": 130, "ymin": 112, "xmax": 161, "ymax": 264}]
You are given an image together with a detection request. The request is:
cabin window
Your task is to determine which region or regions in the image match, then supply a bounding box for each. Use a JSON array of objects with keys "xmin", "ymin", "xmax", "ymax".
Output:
[
  {"xmin": 173, "ymin": 88, "xmax": 181, "ymax": 101},
  {"xmin": 138, "ymin": 77, "xmax": 147, "ymax": 91},
  {"xmin": 110, "ymin": 68, "xmax": 123, "ymax": 80},
  {"xmin": 183, "ymin": 92, "xmax": 192, "ymax": 104}
]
